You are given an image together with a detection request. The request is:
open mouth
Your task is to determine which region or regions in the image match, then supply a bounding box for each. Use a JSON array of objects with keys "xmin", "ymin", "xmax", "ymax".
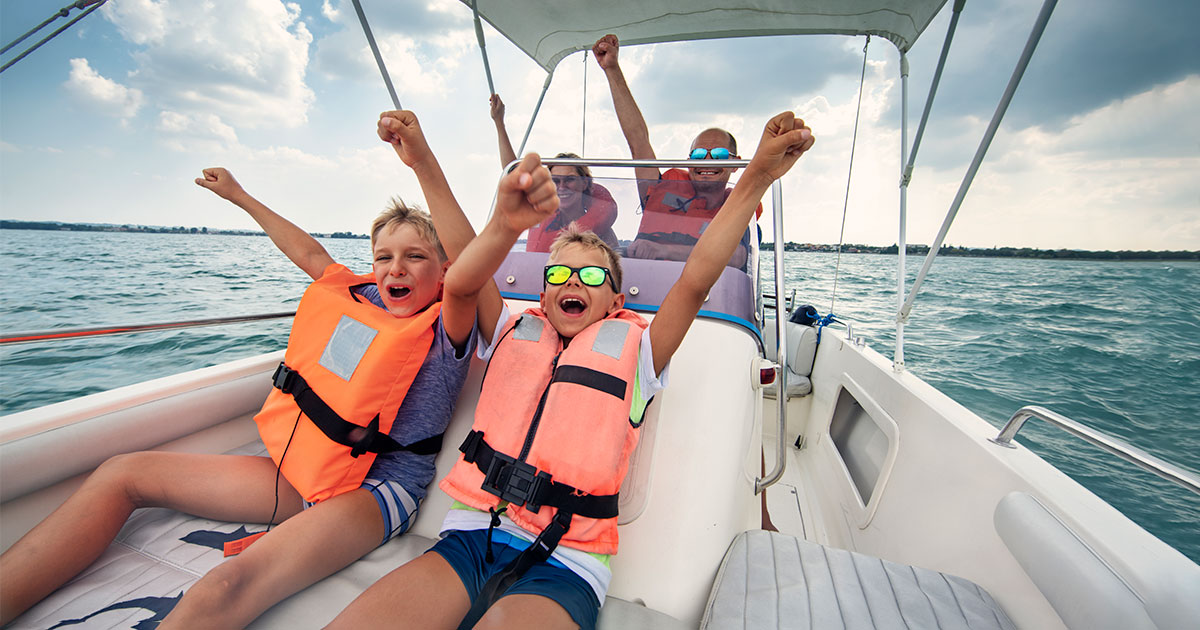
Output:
[
  {"xmin": 694, "ymin": 167, "xmax": 722, "ymax": 176},
  {"xmin": 387, "ymin": 286, "xmax": 412, "ymax": 299},
  {"xmin": 560, "ymin": 297, "xmax": 587, "ymax": 315}
]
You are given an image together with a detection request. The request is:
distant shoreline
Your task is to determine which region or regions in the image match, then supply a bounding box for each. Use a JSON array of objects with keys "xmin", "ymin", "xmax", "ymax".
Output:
[
  {"xmin": 0, "ymin": 219, "xmax": 367, "ymax": 240},
  {"xmin": 3, "ymin": 220, "xmax": 1197, "ymax": 261}
]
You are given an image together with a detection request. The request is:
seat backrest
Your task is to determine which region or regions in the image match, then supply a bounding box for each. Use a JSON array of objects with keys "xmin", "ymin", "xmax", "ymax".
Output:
[{"xmin": 994, "ymin": 491, "xmax": 1200, "ymax": 629}]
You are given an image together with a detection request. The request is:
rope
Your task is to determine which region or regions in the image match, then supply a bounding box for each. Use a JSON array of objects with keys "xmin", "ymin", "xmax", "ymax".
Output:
[
  {"xmin": 829, "ymin": 35, "xmax": 870, "ymax": 314},
  {"xmin": 814, "ymin": 313, "xmax": 840, "ymax": 345},
  {"xmin": 1, "ymin": 1, "xmax": 108, "ymax": 74}
]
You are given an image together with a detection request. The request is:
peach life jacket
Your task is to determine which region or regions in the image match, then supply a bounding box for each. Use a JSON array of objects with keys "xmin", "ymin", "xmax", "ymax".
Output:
[
  {"xmin": 255, "ymin": 264, "xmax": 441, "ymax": 504},
  {"xmin": 440, "ymin": 307, "xmax": 649, "ymax": 555}
]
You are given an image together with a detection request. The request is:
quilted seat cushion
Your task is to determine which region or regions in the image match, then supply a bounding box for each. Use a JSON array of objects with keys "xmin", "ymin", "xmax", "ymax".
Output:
[{"xmin": 701, "ymin": 530, "xmax": 1015, "ymax": 630}]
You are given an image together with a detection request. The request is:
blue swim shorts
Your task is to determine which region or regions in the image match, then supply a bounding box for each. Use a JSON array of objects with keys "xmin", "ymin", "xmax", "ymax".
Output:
[{"xmin": 430, "ymin": 529, "xmax": 600, "ymax": 630}]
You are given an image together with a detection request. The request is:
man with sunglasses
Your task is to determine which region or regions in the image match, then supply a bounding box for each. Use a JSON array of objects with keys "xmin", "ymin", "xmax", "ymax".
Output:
[{"xmin": 593, "ymin": 34, "xmax": 759, "ymax": 267}]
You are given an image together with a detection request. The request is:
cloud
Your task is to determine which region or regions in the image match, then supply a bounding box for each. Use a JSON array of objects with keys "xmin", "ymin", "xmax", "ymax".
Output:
[
  {"xmin": 0, "ymin": 141, "xmax": 19, "ymax": 153},
  {"xmin": 310, "ymin": 0, "xmax": 474, "ymax": 94},
  {"xmin": 100, "ymin": 0, "xmax": 314, "ymax": 129},
  {"xmin": 157, "ymin": 111, "xmax": 238, "ymax": 152},
  {"xmin": 904, "ymin": 0, "xmax": 1200, "ymax": 130},
  {"xmin": 63, "ymin": 58, "xmax": 144, "ymax": 120}
]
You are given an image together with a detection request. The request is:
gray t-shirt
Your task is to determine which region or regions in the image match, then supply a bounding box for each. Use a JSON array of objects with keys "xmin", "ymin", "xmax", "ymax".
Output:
[{"xmin": 353, "ymin": 284, "xmax": 477, "ymax": 502}]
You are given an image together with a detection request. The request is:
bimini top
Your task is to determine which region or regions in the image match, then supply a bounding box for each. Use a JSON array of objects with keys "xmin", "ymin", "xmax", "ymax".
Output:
[{"xmin": 458, "ymin": 0, "xmax": 949, "ymax": 71}]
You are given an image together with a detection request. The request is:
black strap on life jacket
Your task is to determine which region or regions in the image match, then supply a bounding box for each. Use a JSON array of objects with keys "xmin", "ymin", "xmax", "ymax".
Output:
[
  {"xmin": 457, "ymin": 509, "xmax": 574, "ymax": 630},
  {"xmin": 458, "ymin": 430, "xmax": 618, "ymax": 519},
  {"xmin": 271, "ymin": 362, "xmax": 443, "ymax": 457}
]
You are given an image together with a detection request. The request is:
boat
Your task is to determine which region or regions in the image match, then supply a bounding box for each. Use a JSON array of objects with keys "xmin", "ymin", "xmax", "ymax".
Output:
[{"xmin": 2, "ymin": 1, "xmax": 1198, "ymax": 628}]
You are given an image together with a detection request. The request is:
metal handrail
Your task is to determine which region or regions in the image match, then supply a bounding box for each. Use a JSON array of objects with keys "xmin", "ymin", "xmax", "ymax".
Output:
[
  {"xmin": 0, "ymin": 312, "xmax": 296, "ymax": 346},
  {"xmin": 990, "ymin": 405, "xmax": 1200, "ymax": 496}
]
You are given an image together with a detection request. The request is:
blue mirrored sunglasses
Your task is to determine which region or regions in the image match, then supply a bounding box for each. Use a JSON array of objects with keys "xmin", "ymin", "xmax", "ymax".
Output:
[{"xmin": 689, "ymin": 147, "xmax": 732, "ymax": 160}]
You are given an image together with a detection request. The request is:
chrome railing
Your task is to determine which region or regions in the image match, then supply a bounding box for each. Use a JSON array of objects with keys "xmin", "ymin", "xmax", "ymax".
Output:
[
  {"xmin": 0, "ymin": 312, "xmax": 296, "ymax": 346},
  {"xmin": 990, "ymin": 405, "xmax": 1200, "ymax": 496}
]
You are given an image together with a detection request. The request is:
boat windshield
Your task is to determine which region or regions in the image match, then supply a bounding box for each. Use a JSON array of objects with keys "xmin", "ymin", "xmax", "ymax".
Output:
[{"xmin": 492, "ymin": 173, "xmax": 763, "ymax": 344}]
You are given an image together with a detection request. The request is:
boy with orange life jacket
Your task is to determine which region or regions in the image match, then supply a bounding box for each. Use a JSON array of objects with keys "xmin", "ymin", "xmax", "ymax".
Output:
[
  {"xmin": 0, "ymin": 168, "xmax": 494, "ymax": 628},
  {"xmin": 325, "ymin": 109, "xmax": 814, "ymax": 630}
]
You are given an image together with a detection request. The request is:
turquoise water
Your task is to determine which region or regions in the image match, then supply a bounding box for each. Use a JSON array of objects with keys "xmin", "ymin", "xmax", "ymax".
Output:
[{"xmin": 2, "ymin": 230, "xmax": 1198, "ymax": 562}]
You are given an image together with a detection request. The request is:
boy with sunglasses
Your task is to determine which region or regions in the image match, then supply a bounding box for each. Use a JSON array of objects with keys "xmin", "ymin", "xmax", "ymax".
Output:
[
  {"xmin": 593, "ymin": 34, "xmax": 761, "ymax": 267},
  {"xmin": 337, "ymin": 109, "xmax": 813, "ymax": 630}
]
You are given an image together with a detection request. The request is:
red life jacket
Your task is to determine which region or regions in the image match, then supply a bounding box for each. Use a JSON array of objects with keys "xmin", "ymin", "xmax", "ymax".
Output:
[
  {"xmin": 440, "ymin": 307, "xmax": 648, "ymax": 555},
  {"xmin": 255, "ymin": 264, "xmax": 441, "ymax": 504},
  {"xmin": 637, "ymin": 169, "xmax": 761, "ymax": 246}
]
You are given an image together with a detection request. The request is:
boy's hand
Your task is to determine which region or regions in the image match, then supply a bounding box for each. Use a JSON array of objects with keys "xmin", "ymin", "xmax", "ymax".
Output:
[
  {"xmin": 194, "ymin": 167, "xmax": 245, "ymax": 201},
  {"xmin": 592, "ymin": 34, "xmax": 620, "ymax": 70},
  {"xmin": 747, "ymin": 112, "xmax": 816, "ymax": 182},
  {"xmin": 495, "ymin": 153, "xmax": 558, "ymax": 235},
  {"xmin": 489, "ymin": 94, "xmax": 505, "ymax": 123},
  {"xmin": 377, "ymin": 110, "xmax": 431, "ymax": 167}
]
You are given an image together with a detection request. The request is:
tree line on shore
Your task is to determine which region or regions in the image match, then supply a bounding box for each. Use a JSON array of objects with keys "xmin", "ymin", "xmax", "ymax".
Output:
[
  {"xmin": 0, "ymin": 220, "xmax": 367, "ymax": 239},
  {"xmin": 3, "ymin": 220, "xmax": 1195, "ymax": 260},
  {"xmin": 761, "ymin": 241, "xmax": 1199, "ymax": 261}
]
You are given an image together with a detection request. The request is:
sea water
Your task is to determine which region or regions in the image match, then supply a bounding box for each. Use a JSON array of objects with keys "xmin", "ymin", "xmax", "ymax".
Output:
[{"xmin": 2, "ymin": 230, "xmax": 1197, "ymax": 562}]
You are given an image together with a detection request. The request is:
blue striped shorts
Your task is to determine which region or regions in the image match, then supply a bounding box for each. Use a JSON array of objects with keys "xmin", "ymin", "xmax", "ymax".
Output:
[{"xmin": 302, "ymin": 477, "xmax": 419, "ymax": 546}]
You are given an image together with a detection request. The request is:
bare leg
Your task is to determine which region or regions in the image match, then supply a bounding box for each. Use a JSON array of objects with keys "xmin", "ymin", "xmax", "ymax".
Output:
[
  {"xmin": 161, "ymin": 487, "xmax": 384, "ymax": 629},
  {"xmin": 0, "ymin": 452, "xmax": 300, "ymax": 624},
  {"xmin": 325, "ymin": 552, "xmax": 471, "ymax": 630},
  {"xmin": 478, "ymin": 594, "xmax": 580, "ymax": 630}
]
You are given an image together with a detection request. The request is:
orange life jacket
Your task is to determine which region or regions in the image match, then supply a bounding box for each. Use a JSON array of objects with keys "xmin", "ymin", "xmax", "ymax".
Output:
[
  {"xmin": 440, "ymin": 307, "xmax": 649, "ymax": 555},
  {"xmin": 255, "ymin": 264, "xmax": 441, "ymax": 504}
]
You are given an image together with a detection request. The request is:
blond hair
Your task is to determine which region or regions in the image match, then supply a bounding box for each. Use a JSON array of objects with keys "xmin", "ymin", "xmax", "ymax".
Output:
[
  {"xmin": 548, "ymin": 223, "xmax": 623, "ymax": 291},
  {"xmin": 370, "ymin": 198, "xmax": 447, "ymax": 261}
]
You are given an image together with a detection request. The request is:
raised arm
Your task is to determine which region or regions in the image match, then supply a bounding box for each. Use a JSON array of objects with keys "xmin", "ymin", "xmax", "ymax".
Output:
[
  {"xmin": 195, "ymin": 168, "xmax": 333, "ymax": 280},
  {"xmin": 593, "ymin": 34, "xmax": 660, "ymax": 184},
  {"xmin": 648, "ymin": 112, "xmax": 815, "ymax": 374},
  {"xmin": 490, "ymin": 94, "xmax": 518, "ymax": 169},
  {"xmin": 444, "ymin": 154, "xmax": 558, "ymax": 308},
  {"xmin": 377, "ymin": 110, "xmax": 502, "ymax": 341}
]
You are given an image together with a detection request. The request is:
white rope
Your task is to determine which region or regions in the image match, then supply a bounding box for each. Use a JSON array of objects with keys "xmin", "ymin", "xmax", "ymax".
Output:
[{"xmin": 830, "ymin": 35, "xmax": 870, "ymax": 314}]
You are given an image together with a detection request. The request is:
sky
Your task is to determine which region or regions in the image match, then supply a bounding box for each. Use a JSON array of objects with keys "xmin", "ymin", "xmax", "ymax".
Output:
[{"xmin": 1, "ymin": 0, "xmax": 1197, "ymax": 251}]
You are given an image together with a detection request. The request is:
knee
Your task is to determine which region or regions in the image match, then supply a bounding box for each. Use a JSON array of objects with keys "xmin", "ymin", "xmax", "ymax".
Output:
[
  {"xmin": 184, "ymin": 557, "xmax": 256, "ymax": 610},
  {"xmin": 88, "ymin": 452, "xmax": 155, "ymax": 507}
]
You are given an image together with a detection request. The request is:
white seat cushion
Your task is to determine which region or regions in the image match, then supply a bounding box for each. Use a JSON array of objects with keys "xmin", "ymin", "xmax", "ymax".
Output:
[{"xmin": 701, "ymin": 530, "xmax": 1016, "ymax": 630}]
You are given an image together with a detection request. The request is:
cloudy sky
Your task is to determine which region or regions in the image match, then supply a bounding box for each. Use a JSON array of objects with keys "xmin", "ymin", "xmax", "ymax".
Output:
[{"xmin": 1, "ymin": 0, "xmax": 1197, "ymax": 251}]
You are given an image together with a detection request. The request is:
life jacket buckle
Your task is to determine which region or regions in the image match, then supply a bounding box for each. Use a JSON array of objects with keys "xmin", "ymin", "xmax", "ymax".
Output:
[
  {"xmin": 482, "ymin": 453, "xmax": 551, "ymax": 512},
  {"xmin": 272, "ymin": 362, "xmax": 298, "ymax": 394}
]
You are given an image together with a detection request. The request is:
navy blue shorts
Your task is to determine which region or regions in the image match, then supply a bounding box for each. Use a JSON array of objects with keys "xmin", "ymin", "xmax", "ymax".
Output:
[{"xmin": 430, "ymin": 529, "xmax": 600, "ymax": 630}]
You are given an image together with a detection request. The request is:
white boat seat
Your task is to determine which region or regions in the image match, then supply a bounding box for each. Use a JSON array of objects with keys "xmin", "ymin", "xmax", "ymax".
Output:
[
  {"xmin": 763, "ymin": 322, "xmax": 817, "ymax": 399},
  {"xmin": 701, "ymin": 530, "xmax": 1016, "ymax": 630},
  {"xmin": 8, "ymin": 438, "xmax": 685, "ymax": 630}
]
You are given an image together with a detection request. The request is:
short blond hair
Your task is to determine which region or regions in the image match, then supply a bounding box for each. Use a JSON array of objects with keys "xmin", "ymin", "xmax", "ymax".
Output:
[
  {"xmin": 549, "ymin": 223, "xmax": 623, "ymax": 291},
  {"xmin": 370, "ymin": 198, "xmax": 447, "ymax": 261}
]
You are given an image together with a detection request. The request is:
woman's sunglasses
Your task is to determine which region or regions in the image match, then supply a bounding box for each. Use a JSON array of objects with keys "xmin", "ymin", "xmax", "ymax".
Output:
[
  {"xmin": 689, "ymin": 147, "xmax": 732, "ymax": 160},
  {"xmin": 544, "ymin": 264, "xmax": 617, "ymax": 291}
]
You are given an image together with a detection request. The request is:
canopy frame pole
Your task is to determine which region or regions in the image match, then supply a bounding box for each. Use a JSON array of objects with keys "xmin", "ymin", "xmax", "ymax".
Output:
[
  {"xmin": 581, "ymin": 51, "xmax": 588, "ymax": 155},
  {"xmin": 517, "ymin": 71, "xmax": 555, "ymax": 156},
  {"xmin": 896, "ymin": 51, "xmax": 909, "ymax": 371},
  {"xmin": 350, "ymin": 0, "xmax": 401, "ymax": 109},
  {"xmin": 903, "ymin": 0, "xmax": 966, "ymax": 186},
  {"xmin": 470, "ymin": 0, "xmax": 496, "ymax": 95},
  {"xmin": 899, "ymin": 0, "xmax": 1058, "ymax": 323}
]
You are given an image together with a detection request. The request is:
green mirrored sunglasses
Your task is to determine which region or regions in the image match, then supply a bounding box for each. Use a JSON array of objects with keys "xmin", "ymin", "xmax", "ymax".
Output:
[{"xmin": 544, "ymin": 264, "xmax": 616, "ymax": 291}]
